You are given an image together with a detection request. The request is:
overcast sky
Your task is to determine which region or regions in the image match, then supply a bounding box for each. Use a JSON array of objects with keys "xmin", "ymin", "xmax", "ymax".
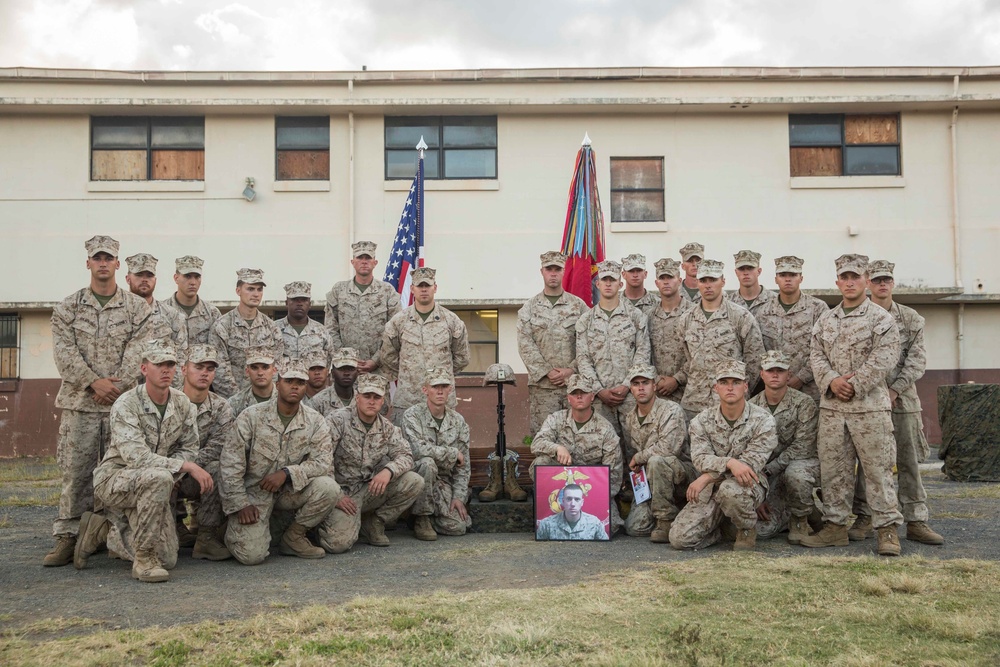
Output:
[{"xmin": 1, "ymin": 0, "xmax": 999, "ymax": 72}]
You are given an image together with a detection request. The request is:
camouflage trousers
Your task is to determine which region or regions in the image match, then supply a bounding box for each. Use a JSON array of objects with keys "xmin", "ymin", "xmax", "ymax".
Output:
[
  {"xmin": 53, "ymin": 410, "xmax": 110, "ymax": 537},
  {"xmin": 530, "ymin": 455, "xmax": 623, "ymax": 534},
  {"xmin": 853, "ymin": 411, "xmax": 930, "ymax": 523},
  {"xmin": 411, "ymin": 457, "xmax": 472, "ymax": 536},
  {"xmin": 94, "ymin": 468, "xmax": 180, "ymax": 569},
  {"xmin": 624, "ymin": 455, "xmax": 695, "ymax": 536},
  {"xmin": 817, "ymin": 409, "xmax": 902, "ymax": 529},
  {"xmin": 316, "ymin": 471, "xmax": 424, "ymax": 553},
  {"xmin": 592, "ymin": 393, "xmax": 634, "ymax": 469},
  {"xmin": 669, "ymin": 478, "xmax": 766, "ymax": 550},
  {"xmin": 757, "ymin": 459, "xmax": 822, "ymax": 539},
  {"xmin": 176, "ymin": 472, "xmax": 226, "ymax": 528},
  {"xmin": 528, "ymin": 386, "xmax": 569, "ymax": 437},
  {"xmin": 225, "ymin": 476, "xmax": 341, "ymax": 565}
]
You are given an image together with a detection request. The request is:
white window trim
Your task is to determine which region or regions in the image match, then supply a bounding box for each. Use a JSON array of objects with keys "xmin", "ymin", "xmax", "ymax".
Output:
[
  {"xmin": 87, "ymin": 181, "xmax": 205, "ymax": 193},
  {"xmin": 273, "ymin": 181, "xmax": 330, "ymax": 192},
  {"xmin": 383, "ymin": 179, "xmax": 499, "ymax": 192},
  {"xmin": 790, "ymin": 176, "xmax": 905, "ymax": 190},
  {"xmin": 610, "ymin": 221, "xmax": 669, "ymax": 233}
]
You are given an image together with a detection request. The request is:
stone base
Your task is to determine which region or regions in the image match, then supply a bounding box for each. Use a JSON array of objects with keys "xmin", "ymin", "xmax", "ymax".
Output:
[{"xmin": 468, "ymin": 495, "xmax": 534, "ymax": 533}]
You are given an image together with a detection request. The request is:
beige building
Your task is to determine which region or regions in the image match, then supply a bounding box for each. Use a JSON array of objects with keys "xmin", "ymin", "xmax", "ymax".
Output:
[{"xmin": 1, "ymin": 66, "xmax": 998, "ymax": 456}]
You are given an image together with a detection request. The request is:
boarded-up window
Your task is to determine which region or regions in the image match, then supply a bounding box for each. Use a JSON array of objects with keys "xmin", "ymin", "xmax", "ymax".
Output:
[
  {"xmin": 789, "ymin": 114, "xmax": 899, "ymax": 177},
  {"xmin": 276, "ymin": 117, "xmax": 330, "ymax": 180},
  {"xmin": 91, "ymin": 117, "xmax": 205, "ymax": 181},
  {"xmin": 610, "ymin": 157, "xmax": 665, "ymax": 222},
  {"xmin": 385, "ymin": 117, "xmax": 497, "ymax": 180},
  {"xmin": 0, "ymin": 314, "xmax": 18, "ymax": 380}
]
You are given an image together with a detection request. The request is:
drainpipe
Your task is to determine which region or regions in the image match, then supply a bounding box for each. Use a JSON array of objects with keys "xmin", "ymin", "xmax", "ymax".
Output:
[
  {"xmin": 950, "ymin": 76, "xmax": 964, "ymax": 379},
  {"xmin": 348, "ymin": 109, "xmax": 356, "ymax": 271},
  {"xmin": 957, "ymin": 304, "xmax": 965, "ymax": 382}
]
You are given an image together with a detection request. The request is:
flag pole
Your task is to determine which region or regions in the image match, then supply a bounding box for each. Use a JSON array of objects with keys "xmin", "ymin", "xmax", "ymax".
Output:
[{"xmin": 416, "ymin": 136, "xmax": 427, "ymax": 268}]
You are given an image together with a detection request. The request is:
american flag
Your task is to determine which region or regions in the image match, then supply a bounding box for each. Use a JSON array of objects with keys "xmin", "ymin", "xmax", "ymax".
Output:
[{"xmin": 383, "ymin": 157, "xmax": 424, "ymax": 306}]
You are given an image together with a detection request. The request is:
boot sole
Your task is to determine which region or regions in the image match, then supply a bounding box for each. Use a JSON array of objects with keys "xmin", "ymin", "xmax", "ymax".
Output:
[
  {"xmin": 278, "ymin": 545, "xmax": 325, "ymax": 559},
  {"xmin": 800, "ymin": 538, "xmax": 849, "ymax": 548},
  {"xmin": 133, "ymin": 571, "xmax": 169, "ymax": 583},
  {"xmin": 192, "ymin": 550, "xmax": 233, "ymax": 561},
  {"xmin": 848, "ymin": 532, "xmax": 873, "ymax": 542}
]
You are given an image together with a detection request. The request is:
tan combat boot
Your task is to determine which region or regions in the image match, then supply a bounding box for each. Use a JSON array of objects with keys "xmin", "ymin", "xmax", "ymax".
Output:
[
  {"xmin": 799, "ymin": 522, "xmax": 849, "ymax": 548},
  {"xmin": 503, "ymin": 452, "xmax": 528, "ymax": 502},
  {"xmin": 361, "ymin": 514, "xmax": 390, "ymax": 547},
  {"xmin": 132, "ymin": 549, "xmax": 169, "ymax": 583},
  {"xmin": 876, "ymin": 526, "xmax": 901, "ymax": 556},
  {"xmin": 279, "ymin": 522, "xmax": 325, "ymax": 559},
  {"xmin": 906, "ymin": 521, "xmax": 944, "ymax": 545},
  {"xmin": 74, "ymin": 511, "xmax": 110, "ymax": 569},
  {"xmin": 848, "ymin": 514, "xmax": 873, "ymax": 541},
  {"xmin": 192, "ymin": 527, "xmax": 232, "ymax": 561},
  {"xmin": 478, "ymin": 455, "xmax": 502, "ymax": 502},
  {"xmin": 787, "ymin": 516, "xmax": 812, "ymax": 545},
  {"xmin": 43, "ymin": 534, "xmax": 77, "ymax": 567},
  {"xmin": 413, "ymin": 515, "xmax": 438, "ymax": 541},
  {"xmin": 650, "ymin": 519, "xmax": 672, "ymax": 544},
  {"xmin": 176, "ymin": 520, "xmax": 197, "ymax": 549},
  {"xmin": 733, "ymin": 527, "xmax": 757, "ymax": 551}
]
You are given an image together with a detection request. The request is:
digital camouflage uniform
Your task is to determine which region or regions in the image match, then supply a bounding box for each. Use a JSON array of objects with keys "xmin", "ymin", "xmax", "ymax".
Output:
[
  {"xmin": 810, "ymin": 297, "xmax": 902, "ymax": 529},
  {"xmin": 529, "ymin": 409, "xmax": 624, "ymax": 533},
  {"xmin": 51, "ymin": 286, "xmax": 152, "ymax": 538},
  {"xmin": 93, "ymin": 386, "xmax": 199, "ymax": 569},
  {"xmin": 677, "ymin": 300, "xmax": 764, "ymax": 417},
  {"xmin": 148, "ymin": 300, "xmax": 188, "ymax": 360},
  {"xmin": 402, "ymin": 403, "xmax": 473, "ymax": 535},
  {"xmin": 669, "ymin": 402, "xmax": 777, "ymax": 550},
  {"xmin": 380, "ymin": 304, "xmax": 470, "ymax": 418},
  {"xmin": 726, "ymin": 287, "xmax": 776, "ymax": 318},
  {"xmin": 228, "ymin": 385, "xmax": 276, "ymax": 417},
  {"xmin": 324, "ymin": 279, "xmax": 401, "ymax": 366},
  {"xmin": 626, "ymin": 290, "xmax": 660, "ymax": 318},
  {"xmin": 318, "ymin": 407, "xmax": 423, "ymax": 552},
  {"xmin": 162, "ymin": 294, "xmax": 221, "ymax": 347},
  {"xmin": 210, "ymin": 310, "xmax": 283, "ymax": 398},
  {"xmin": 757, "ymin": 294, "xmax": 830, "ymax": 402},
  {"xmin": 750, "ymin": 387, "xmax": 821, "ymax": 538},
  {"xmin": 648, "ymin": 298, "xmax": 695, "ymax": 404},
  {"xmin": 516, "ymin": 290, "xmax": 588, "ymax": 435},
  {"xmin": 536, "ymin": 511, "xmax": 609, "ymax": 540},
  {"xmin": 219, "ymin": 402, "xmax": 340, "ymax": 565},
  {"xmin": 174, "ymin": 391, "xmax": 232, "ymax": 532},
  {"xmin": 303, "ymin": 384, "xmax": 356, "ymax": 417},
  {"xmin": 622, "ymin": 398, "xmax": 694, "ymax": 536},
  {"xmin": 275, "ymin": 317, "xmax": 332, "ymax": 369}
]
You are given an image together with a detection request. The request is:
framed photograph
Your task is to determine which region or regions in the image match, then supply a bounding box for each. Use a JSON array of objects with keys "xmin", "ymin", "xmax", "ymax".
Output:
[{"xmin": 534, "ymin": 465, "xmax": 611, "ymax": 541}]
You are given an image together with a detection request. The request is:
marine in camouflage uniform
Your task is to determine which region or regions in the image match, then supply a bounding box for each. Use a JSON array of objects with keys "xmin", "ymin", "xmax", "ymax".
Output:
[
  {"xmin": 324, "ymin": 240, "xmax": 402, "ymax": 373},
  {"xmin": 749, "ymin": 351, "xmax": 821, "ymax": 543},
  {"xmin": 45, "ymin": 235, "xmax": 153, "ymax": 567},
  {"xmin": 209, "ymin": 268, "xmax": 283, "ymax": 398},
  {"xmin": 648, "ymin": 258, "xmax": 694, "ymax": 405},
  {"xmin": 305, "ymin": 347, "xmax": 360, "ymax": 416},
  {"xmin": 755, "ymin": 256, "xmax": 830, "ymax": 402},
  {"xmin": 725, "ymin": 250, "xmax": 776, "ymax": 317},
  {"xmin": 317, "ymin": 374, "xmax": 424, "ymax": 552},
  {"xmin": 275, "ymin": 281, "xmax": 332, "ymax": 368},
  {"xmin": 678, "ymin": 242, "xmax": 704, "ymax": 304},
  {"xmin": 402, "ymin": 367, "xmax": 472, "ymax": 538},
  {"xmin": 227, "ymin": 347, "xmax": 276, "ymax": 417},
  {"xmin": 670, "ymin": 360, "xmax": 777, "ymax": 551},
  {"xmin": 529, "ymin": 375, "xmax": 625, "ymax": 534},
  {"xmin": 380, "ymin": 267, "xmax": 469, "ymax": 422},
  {"xmin": 802, "ymin": 254, "xmax": 903, "ymax": 556},
  {"xmin": 220, "ymin": 361, "xmax": 341, "ymax": 565},
  {"xmin": 621, "ymin": 253, "xmax": 660, "ymax": 317},
  {"xmin": 161, "ymin": 256, "xmax": 222, "ymax": 346},
  {"xmin": 536, "ymin": 483, "xmax": 609, "ymax": 541},
  {"xmin": 125, "ymin": 253, "xmax": 187, "ymax": 389},
  {"xmin": 516, "ymin": 251, "xmax": 588, "ymax": 435},
  {"xmin": 676, "ymin": 259, "xmax": 764, "ymax": 419},
  {"xmin": 621, "ymin": 365, "xmax": 694, "ymax": 540}
]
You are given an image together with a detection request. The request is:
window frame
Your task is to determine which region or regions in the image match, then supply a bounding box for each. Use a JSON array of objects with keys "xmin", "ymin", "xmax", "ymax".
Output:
[
  {"xmin": 609, "ymin": 156, "xmax": 666, "ymax": 223},
  {"xmin": 90, "ymin": 116, "xmax": 205, "ymax": 182},
  {"xmin": 384, "ymin": 116, "xmax": 498, "ymax": 181},
  {"xmin": 452, "ymin": 309, "xmax": 499, "ymax": 375},
  {"xmin": 274, "ymin": 116, "xmax": 331, "ymax": 182},
  {"xmin": 0, "ymin": 313, "xmax": 19, "ymax": 381},
  {"xmin": 788, "ymin": 113, "xmax": 901, "ymax": 177}
]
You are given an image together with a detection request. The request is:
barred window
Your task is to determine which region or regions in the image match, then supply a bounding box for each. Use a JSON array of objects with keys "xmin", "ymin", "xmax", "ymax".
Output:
[{"xmin": 0, "ymin": 314, "xmax": 18, "ymax": 380}]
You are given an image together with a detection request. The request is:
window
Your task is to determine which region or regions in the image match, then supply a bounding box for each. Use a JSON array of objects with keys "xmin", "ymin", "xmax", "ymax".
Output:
[
  {"xmin": 610, "ymin": 157, "xmax": 665, "ymax": 222},
  {"xmin": 91, "ymin": 117, "xmax": 204, "ymax": 181},
  {"xmin": 276, "ymin": 117, "xmax": 330, "ymax": 180},
  {"xmin": 0, "ymin": 314, "xmax": 18, "ymax": 380},
  {"xmin": 454, "ymin": 310, "xmax": 499, "ymax": 374},
  {"xmin": 789, "ymin": 114, "xmax": 900, "ymax": 177},
  {"xmin": 385, "ymin": 117, "xmax": 497, "ymax": 180}
]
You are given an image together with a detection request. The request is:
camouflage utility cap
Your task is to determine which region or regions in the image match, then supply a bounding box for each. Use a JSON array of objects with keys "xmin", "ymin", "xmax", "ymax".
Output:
[
  {"xmin": 85, "ymin": 235, "xmax": 119, "ymax": 258},
  {"xmin": 654, "ymin": 257, "xmax": 681, "ymax": 278},
  {"xmin": 143, "ymin": 340, "xmax": 178, "ymax": 365},
  {"xmin": 185, "ymin": 344, "xmax": 219, "ymax": 366},
  {"xmin": 126, "ymin": 253, "xmax": 158, "ymax": 275},
  {"xmin": 697, "ymin": 259, "xmax": 725, "ymax": 280},
  {"xmin": 715, "ymin": 359, "xmax": 747, "ymax": 382},
  {"xmin": 483, "ymin": 363, "xmax": 516, "ymax": 386},
  {"xmin": 596, "ymin": 260, "xmax": 622, "ymax": 280},
  {"xmin": 835, "ymin": 254, "xmax": 869, "ymax": 276},
  {"xmin": 733, "ymin": 250, "xmax": 761, "ymax": 269},
  {"xmin": 175, "ymin": 255, "xmax": 204, "ymax": 275},
  {"xmin": 774, "ymin": 256, "xmax": 804, "ymax": 274},
  {"xmin": 412, "ymin": 267, "xmax": 436, "ymax": 286},
  {"xmin": 284, "ymin": 281, "xmax": 311, "ymax": 299},
  {"xmin": 679, "ymin": 242, "xmax": 705, "ymax": 262},
  {"xmin": 626, "ymin": 363, "xmax": 658, "ymax": 382},
  {"xmin": 303, "ymin": 353, "xmax": 328, "ymax": 370},
  {"xmin": 237, "ymin": 268, "xmax": 266, "ymax": 286},
  {"xmin": 622, "ymin": 253, "xmax": 647, "ymax": 271},
  {"xmin": 352, "ymin": 241, "xmax": 377, "ymax": 258},
  {"xmin": 357, "ymin": 373, "xmax": 389, "ymax": 397},
  {"xmin": 424, "ymin": 366, "xmax": 454, "ymax": 387},
  {"xmin": 868, "ymin": 260, "xmax": 895, "ymax": 279},
  {"xmin": 540, "ymin": 251, "xmax": 568, "ymax": 268},
  {"xmin": 245, "ymin": 347, "xmax": 275, "ymax": 367},
  {"xmin": 565, "ymin": 374, "xmax": 593, "ymax": 394},
  {"xmin": 277, "ymin": 359, "xmax": 309, "ymax": 381},
  {"xmin": 760, "ymin": 350, "xmax": 791, "ymax": 371},
  {"xmin": 331, "ymin": 348, "xmax": 360, "ymax": 368}
]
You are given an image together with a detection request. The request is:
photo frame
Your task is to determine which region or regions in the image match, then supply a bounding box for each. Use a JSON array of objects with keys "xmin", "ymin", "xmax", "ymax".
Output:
[{"xmin": 534, "ymin": 465, "xmax": 611, "ymax": 541}]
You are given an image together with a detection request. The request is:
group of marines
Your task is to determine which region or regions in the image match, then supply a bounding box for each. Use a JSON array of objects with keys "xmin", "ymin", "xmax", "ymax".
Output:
[{"xmin": 42, "ymin": 233, "xmax": 940, "ymax": 582}]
